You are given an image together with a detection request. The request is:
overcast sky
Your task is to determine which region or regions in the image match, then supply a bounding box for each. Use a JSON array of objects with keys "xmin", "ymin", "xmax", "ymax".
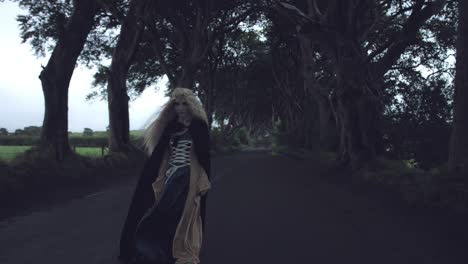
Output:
[{"xmin": 0, "ymin": 2, "xmax": 168, "ymax": 133}]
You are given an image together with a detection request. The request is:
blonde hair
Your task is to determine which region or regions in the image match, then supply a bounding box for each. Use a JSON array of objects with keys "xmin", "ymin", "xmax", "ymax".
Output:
[{"xmin": 142, "ymin": 87, "xmax": 208, "ymax": 156}]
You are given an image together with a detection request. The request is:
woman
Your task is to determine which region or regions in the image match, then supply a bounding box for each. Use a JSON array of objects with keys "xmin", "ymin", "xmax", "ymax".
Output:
[{"xmin": 119, "ymin": 88, "xmax": 211, "ymax": 264}]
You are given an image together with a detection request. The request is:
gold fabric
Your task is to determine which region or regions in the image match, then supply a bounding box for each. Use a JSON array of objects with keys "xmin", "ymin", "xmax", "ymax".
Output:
[{"xmin": 151, "ymin": 145, "xmax": 211, "ymax": 264}]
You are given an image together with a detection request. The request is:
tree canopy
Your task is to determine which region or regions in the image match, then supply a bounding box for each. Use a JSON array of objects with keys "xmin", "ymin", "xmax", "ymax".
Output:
[{"xmin": 4, "ymin": 0, "xmax": 463, "ymax": 170}]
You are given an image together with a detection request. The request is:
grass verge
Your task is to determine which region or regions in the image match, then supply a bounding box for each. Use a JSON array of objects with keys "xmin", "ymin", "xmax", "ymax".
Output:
[
  {"xmin": 0, "ymin": 147, "xmax": 146, "ymax": 220},
  {"xmin": 271, "ymin": 144, "xmax": 468, "ymax": 213},
  {"xmin": 355, "ymin": 158, "xmax": 468, "ymax": 212}
]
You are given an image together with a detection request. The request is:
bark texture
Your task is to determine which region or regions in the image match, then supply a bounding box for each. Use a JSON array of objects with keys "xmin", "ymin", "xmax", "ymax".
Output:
[
  {"xmin": 332, "ymin": 41, "xmax": 382, "ymax": 168},
  {"xmin": 107, "ymin": 0, "xmax": 147, "ymax": 152},
  {"xmin": 39, "ymin": 0, "xmax": 100, "ymax": 161},
  {"xmin": 449, "ymin": 0, "xmax": 468, "ymax": 172},
  {"xmin": 298, "ymin": 33, "xmax": 337, "ymax": 150}
]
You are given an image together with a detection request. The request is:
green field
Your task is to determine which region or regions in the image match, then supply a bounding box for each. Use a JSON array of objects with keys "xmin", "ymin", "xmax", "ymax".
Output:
[
  {"xmin": 0, "ymin": 145, "xmax": 107, "ymax": 161},
  {"xmin": 74, "ymin": 146, "xmax": 108, "ymax": 157},
  {"xmin": 0, "ymin": 146, "xmax": 31, "ymax": 161},
  {"xmin": 68, "ymin": 130, "xmax": 144, "ymax": 137},
  {"xmin": 0, "ymin": 130, "xmax": 144, "ymax": 161}
]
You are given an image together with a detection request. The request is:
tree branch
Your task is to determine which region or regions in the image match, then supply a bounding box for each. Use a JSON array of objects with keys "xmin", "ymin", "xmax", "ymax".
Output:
[
  {"xmin": 213, "ymin": 6, "xmax": 257, "ymax": 36},
  {"xmin": 97, "ymin": 0, "xmax": 125, "ymax": 23},
  {"xmin": 147, "ymin": 23, "xmax": 177, "ymax": 87},
  {"xmin": 372, "ymin": 0, "xmax": 448, "ymax": 77}
]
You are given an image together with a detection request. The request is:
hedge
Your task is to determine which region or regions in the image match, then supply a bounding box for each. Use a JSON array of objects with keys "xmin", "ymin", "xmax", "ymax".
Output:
[{"xmin": 0, "ymin": 135, "xmax": 143, "ymax": 148}]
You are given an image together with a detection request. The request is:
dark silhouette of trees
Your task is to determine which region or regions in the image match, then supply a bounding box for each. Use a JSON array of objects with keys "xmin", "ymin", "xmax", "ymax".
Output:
[
  {"xmin": 13, "ymin": 0, "xmax": 133, "ymax": 156},
  {"xmin": 275, "ymin": 0, "xmax": 448, "ymax": 168},
  {"xmin": 83, "ymin": 128, "xmax": 94, "ymax": 137},
  {"xmin": 210, "ymin": 29, "xmax": 275, "ymax": 138},
  {"xmin": 0, "ymin": 128, "xmax": 8, "ymax": 136},
  {"xmin": 22, "ymin": 126, "xmax": 42, "ymax": 136},
  {"xmin": 144, "ymin": 0, "xmax": 258, "ymax": 90},
  {"xmin": 5, "ymin": 0, "xmax": 463, "ymax": 173},
  {"xmin": 106, "ymin": 0, "xmax": 148, "ymax": 152},
  {"xmin": 92, "ymin": 0, "xmax": 261, "ymax": 148},
  {"xmin": 35, "ymin": 0, "xmax": 101, "ymax": 160},
  {"xmin": 266, "ymin": 10, "xmax": 337, "ymax": 150}
]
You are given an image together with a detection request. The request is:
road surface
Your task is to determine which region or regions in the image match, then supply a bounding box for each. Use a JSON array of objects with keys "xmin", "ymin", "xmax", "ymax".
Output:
[{"xmin": 1, "ymin": 151, "xmax": 467, "ymax": 264}]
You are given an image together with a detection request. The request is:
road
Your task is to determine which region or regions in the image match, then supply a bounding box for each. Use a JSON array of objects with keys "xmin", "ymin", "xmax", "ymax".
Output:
[{"xmin": 1, "ymin": 151, "xmax": 467, "ymax": 264}]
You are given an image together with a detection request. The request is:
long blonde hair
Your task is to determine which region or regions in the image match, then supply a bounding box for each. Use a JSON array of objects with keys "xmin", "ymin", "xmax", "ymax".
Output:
[{"xmin": 142, "ymin": 87, "xmax": 208, "ymax": 156}]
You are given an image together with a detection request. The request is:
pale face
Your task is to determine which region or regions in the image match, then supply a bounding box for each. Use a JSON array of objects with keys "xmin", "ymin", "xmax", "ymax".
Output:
[{"xmin": 173, "ymin": 97, "xmax": 190, "ymax": 120}]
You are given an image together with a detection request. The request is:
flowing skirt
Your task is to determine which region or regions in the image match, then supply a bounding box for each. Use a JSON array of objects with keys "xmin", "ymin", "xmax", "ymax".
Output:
[{"xmin": 132, "ymin": 166, "xmax": 190, "ymax": 264}]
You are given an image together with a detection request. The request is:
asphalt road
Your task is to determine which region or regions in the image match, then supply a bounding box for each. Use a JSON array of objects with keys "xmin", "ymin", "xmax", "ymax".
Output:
[{"xmin": 1, "ymin": 151, "xmax": 467, "ymax": 264}]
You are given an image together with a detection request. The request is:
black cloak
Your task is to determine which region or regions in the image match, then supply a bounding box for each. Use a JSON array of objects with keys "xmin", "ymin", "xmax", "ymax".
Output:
[{"xmin": 119, "ymin": 118, "xmax": 211, "ymax": 262}]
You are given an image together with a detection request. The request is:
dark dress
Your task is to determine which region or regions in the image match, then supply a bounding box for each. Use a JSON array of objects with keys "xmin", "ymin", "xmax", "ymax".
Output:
[
  {"xmin": 133, "ymin": 124, "xmax": 192, "ymax": 264},
  {"xmin": 119, "ymin": 119, "xmax": 211, "ymax": 264}
]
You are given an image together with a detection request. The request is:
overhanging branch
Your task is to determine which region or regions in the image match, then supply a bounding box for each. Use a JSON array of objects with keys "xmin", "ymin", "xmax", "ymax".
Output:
[{"xmin": 372, "ymin": 0, "xmax": 448, "ymax": 77}]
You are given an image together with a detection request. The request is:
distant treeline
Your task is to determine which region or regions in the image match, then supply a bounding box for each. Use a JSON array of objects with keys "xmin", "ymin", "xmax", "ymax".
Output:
[
  {"xmin": 0, "ymin": 135, "xmax": 107, "ymax": 147},
  {"xmin": 0, "ymin": 126, "xmax": 101, "ymax": 137},
  {"xmin": 0, "ymin": 130, "xmax": 144, "ymax": 147},
  {"xmin": 0, "ymin": 126, "xmax": 42, "ymax": 136}
]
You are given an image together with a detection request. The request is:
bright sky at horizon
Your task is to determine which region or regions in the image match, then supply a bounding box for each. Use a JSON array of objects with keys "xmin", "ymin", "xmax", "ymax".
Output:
[{"xmin": 0, "ymin": 2, "xmax": 168, "ymax": 133}]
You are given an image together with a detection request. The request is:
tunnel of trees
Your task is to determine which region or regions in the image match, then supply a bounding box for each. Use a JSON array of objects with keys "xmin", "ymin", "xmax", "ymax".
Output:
[{"xmin": 4, "ymin": 0, "xmax": 467, "ymax": 174}]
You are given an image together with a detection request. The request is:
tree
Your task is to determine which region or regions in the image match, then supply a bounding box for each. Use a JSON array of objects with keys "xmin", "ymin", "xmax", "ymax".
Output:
[
  {"xmin": 14, "ymin": 129, "xmax": 24, "ymax": 136},
  {"xmin": 106, "ymin": 0, "xmax": 148, "ymax": 152},
  {"xmin": 209, "ymin": 29, "xmax": 275, "ymax": 139},
  {"xmin": 12, "ymin": 0, "xmax": 128, "ymax": 160},
  {"xmin": 276, "ymin": 0, "xmax": 448, "ymax": 168},
  {"xmin": 89, "ymin": 0, "xmax": 260, "ymax": 148},
  {"xmin": 39, "ymin": 0, "xmax": 100, "ymax": 160},
  {"xmin": 23, "ymin": 126, "xmax": 42, "ymax": 136},
  {"xmin": 144, "ymin": 0, "xmax": 258, "ymax": 90},
  {"xmin": 0, "ymin": 128, "xmax": 8, "ymax": 136},
  {"xmin": 266, "ymin": 12, "xmax": 337, "ymax": 149},
  {"xmin": 449, "ymin": 0, "xmax": 468, "ymax": 172},
  {"xmin": 83, "ymin": 128, "xmax": 94, "ymax": 137},
  {"xmin": 13, "ymin": 0, "xmax": 102, "ymax": 160},
  {"xmin": 297, "ymin": 32, "xmax": 337, "ymax": 150},
  {"xmin": 383, "ymin": 75, "xmax": 453, "ymax": 168}
]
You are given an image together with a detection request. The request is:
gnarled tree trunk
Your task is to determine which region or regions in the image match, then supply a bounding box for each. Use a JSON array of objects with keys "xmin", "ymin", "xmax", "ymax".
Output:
[
  {"xmin": 39, "ymin": 0, "xmax": 100, "ymax": 161},
  {"xmin": 298, "ymin": 33, "xmax": 337, "ymax": 151},
  {"xmin": 107, "ymin": 0, "xmax": 146, "ymax": 153},
  {"xmin": 332, "ymin": 43, "xmax": 382, "ymax": 168},
  {"xmin": 449, "ymin": 0, "xmax": 468, "ymax": 172},
  {"xmin": 176, "ymin": 66, "xmax": 196, "ymax": 89},
  {"xmin": 316, "ymin": 92, "xmax": 337, "ymax": 150}
]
